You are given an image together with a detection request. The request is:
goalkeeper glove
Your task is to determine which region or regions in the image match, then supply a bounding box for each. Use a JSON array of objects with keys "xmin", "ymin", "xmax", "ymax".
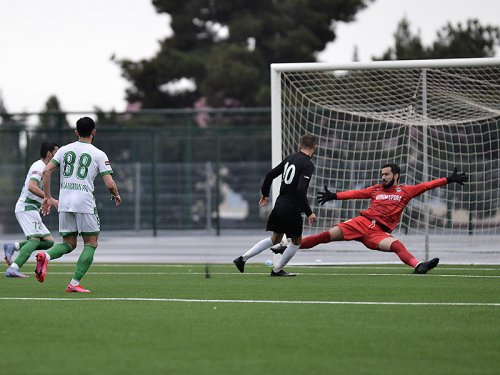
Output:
[
  {"xmin": 446, "ymin": 167, "xmax": 468, "ymax": 185},
  {"xmin": 317, "ymin": 185, "xmax": 337, "ymax": 206}
]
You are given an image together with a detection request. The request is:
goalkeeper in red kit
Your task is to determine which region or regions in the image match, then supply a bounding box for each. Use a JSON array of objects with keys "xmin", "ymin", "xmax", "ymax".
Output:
[{"xmin": 299, "ymin": 164, "xmax": 467, "ymax": 274}]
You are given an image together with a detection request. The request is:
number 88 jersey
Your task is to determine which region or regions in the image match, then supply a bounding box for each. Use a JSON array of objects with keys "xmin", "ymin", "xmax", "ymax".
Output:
[{"xmin": 50, "ymin": 141, "xmax": 113, "ymax": 213}]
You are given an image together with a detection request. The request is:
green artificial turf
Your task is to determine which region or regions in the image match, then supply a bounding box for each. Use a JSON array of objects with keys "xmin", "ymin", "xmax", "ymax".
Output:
[{"xmin": 1, "ymin": 263, "xmax": 499, "ymax": 375}]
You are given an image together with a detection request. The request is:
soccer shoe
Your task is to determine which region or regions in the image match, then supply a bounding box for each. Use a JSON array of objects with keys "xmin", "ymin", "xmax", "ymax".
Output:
[
  {"xmin": 414, "ymin": 258, "xmax": 440, "ymax": 274},
  {"xmin": 34, "ymin": 252, "xmax": 49, "ymax": 283},
  {"xmin": 5, "ymin": 267, "xmax": 28, "ymax": 278},
  {"xmin": 3, "ymin": 243, "xmax": 16, "ymax": 266},
  {"xmin": 271, "ymin": 269, "xmax": 296, "ymax": 277},
  {"xmin": 270, "ymin": 244, "xmax": 287, "ymax": 255},
  {"xmin": 233, "ymin": 256, "xmax": 246, "ymax": 273},
  {"xmin": 66, "ymin": 283, "xmax": 91, "ymax": 293}
]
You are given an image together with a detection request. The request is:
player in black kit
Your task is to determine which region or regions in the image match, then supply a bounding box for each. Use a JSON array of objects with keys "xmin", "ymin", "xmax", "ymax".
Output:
[{"xmin": 233, "ymin": 134, "xmax": 318, "ymax": 276}]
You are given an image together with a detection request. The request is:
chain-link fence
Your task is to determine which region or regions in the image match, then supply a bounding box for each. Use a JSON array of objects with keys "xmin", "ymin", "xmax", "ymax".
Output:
[{"xmin": 0, "ymin": 109, "xmax": 274, "ymax": 235}]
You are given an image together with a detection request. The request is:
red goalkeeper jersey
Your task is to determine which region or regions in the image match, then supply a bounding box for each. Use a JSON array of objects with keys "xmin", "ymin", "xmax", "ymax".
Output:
[{"xmin": 336, "ymin": 177, "xmax": 448, "ymax": 232}]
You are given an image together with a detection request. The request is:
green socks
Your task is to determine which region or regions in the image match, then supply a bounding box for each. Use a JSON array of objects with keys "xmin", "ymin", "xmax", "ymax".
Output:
[
  {"xmin": 13, "ymin": 239, "xmax": 40, "ymax": 268},
  {"xmin": 47, "ymin": 243, "xmax": 74, "ymax": 260},
  {"xmin": 31, "ymin": 242, "xmax": 96, "ymax": 283},
  {"xmin": 18, "ymin": 240, "xmax": 54, "ymax": 250},
  {"xmin": 38, "ymin": 240, "xmax": 55, "ymax": 249},
  {"xmin": 73, "ymin": 245, "xmax": 97, "ymax": 281}
]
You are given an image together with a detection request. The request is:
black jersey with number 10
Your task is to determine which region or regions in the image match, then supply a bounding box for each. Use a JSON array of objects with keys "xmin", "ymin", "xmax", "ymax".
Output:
[{"xmin": 260, "ymin": 151, "xmax": 315, "ymax": 216}]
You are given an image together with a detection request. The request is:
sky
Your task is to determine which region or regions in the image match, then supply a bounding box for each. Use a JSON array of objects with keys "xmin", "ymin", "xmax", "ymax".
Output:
[{"xmin": 1, "ymin": 0, "xmax": 499, "ymax": 114}]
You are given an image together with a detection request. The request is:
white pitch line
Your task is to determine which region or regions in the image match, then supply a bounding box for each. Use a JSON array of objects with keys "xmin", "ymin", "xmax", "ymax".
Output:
[
  {"xmin": 27, "ymin": 271, "xmax": 500, "ymax": 278},
  {"xmin": 42, "ymin": 264, "xmax": 500, "ymax": 271},
  {"xmin": 0, "ymin": 297, "xmax": 499, "ymax": 306}
]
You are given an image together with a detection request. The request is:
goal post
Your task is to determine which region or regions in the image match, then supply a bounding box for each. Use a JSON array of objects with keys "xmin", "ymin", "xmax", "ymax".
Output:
[{"xmin": 270, "ymin": 57, "xmax": 500, "ymax": 264}]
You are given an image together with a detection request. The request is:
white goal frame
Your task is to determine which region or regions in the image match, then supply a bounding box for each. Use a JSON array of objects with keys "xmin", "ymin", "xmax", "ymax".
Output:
[{"xmin": 270, "ymin": 57, "xmax": 500, "ymax": 263}]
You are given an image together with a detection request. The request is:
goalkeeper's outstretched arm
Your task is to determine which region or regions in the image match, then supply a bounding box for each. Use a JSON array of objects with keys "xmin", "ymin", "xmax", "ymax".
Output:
[
  {"xmin": 317, "ymin": 167, "xmax": 468, "ymax": 206},
  {"xmin": 446, "ymin": 167, "xmax": 468, "ymax": 185},
  {"xmin": 404, "ymin": 167, "xmax": 468, "ymax": 199},
  {"xmin": 317, "ymin": 186, "xmax": 337, "ymax": 206},
  {"xmin": 317, "ymin": 185, "xmax": 373, "ymax": 205}
]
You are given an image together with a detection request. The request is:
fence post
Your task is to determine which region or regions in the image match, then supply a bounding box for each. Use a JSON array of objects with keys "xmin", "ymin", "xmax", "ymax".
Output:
[
  {"xmin": 25, "ymin": 130, "xmax": 30, "ymax": 172},
  {"xmin": 205, "ymin": 161, "xmax": 213, "ymax": 232},
  {"xmin": 151, "ymin": 130, "xmax": 158, "ymax": 237},
  {"xmin": 215, "ymin": 134, "xmax": 221, "ymax": 236},
  {"xmin": 134, "ymin": 162, "xmax": 141, "ymax": 232}
]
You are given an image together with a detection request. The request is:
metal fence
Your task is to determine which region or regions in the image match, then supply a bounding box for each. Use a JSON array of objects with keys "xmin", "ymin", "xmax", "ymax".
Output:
[{"xmin": 0, "ymin": 109, "xmax": 274, "ymax": 235}]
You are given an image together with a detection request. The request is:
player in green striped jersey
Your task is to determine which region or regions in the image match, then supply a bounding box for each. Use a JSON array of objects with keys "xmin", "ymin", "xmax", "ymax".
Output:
[
  {"xmin": 4, "ymin": 142, "xmax": 59, "ymax": 278},
  {"xmin": 35, "ymin": 117, "xmax": 121, "ymax": 292}
]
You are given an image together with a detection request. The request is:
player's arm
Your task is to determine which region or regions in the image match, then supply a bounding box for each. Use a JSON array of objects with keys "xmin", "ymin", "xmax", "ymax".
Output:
[
  {"xmin": 297, "ymin": 175, "xmax": 318, "ymax": 224},
  {"xmin": 28, "ymin": 178, "xmax": 45, "ymax": 199},
  {"xmin": 447, "ymin": 167, "xmax": 468, "ymax": 185},
  {"xmin": 102, "ymin": 174, "xmax": 121, "ymax": 206},
  {"xmin": 296, "ymin": 166, "xmax": 315, "ymax": 222},
  {"xmin": 41, "ymin": 161, "xmax": 59, "ymax": 215},
  {"xmin": 259, "ymin": 161, "xmax": 285, "ymax": 200},
  {"xmin": 258, "ymin": 196, "xmax": 269, "ymax": 207},
  {"xmin": 317, "ymin": 186, "xmax": 373, "ymax": 206},
  {"xmin": 405, "ymin": 168, "xmax": 468, "ymax": 198}
]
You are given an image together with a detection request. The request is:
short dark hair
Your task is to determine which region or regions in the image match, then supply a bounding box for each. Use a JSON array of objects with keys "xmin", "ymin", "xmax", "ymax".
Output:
[
  {"xmin": 40, "ymin": 142, "xmax": 58, "ymax": 158},
  {"xmin": 382, "ymin": 163, "xmax": 401, "ymax": 175},
  {"xmin": 76, "ymin": 117, "xmax": 96, "ymax": 137},
  {"xmin": 301, "ymin": 134, "xmax": 317, "ymax": 149}
]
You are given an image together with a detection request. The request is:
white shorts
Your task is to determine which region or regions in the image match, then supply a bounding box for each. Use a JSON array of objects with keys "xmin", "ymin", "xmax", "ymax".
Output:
[
  {"xmin": 15, "ymin": 211, "xmax": 51, "ymax": 239},
  {"xmin": 59, "ymin": 211, "xmax": 100, "ymax": 237}
]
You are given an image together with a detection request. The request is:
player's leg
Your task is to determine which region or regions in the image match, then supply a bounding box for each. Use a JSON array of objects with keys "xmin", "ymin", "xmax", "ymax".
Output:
[
  {"xmin": 47, "ymin": 237, "xmax": 77, "ymax": 260},
  {"xmin": 12, "ymin": 216, "xmax": 54, "ymax": 268},
  {"xmin": 66, "ymin": 235, "xmax": 97, "ymax": 293},
  {"xmin": 9, "ymin": 238, "xmax": 40, "ymax": 268},
  {"xmin": 5, "ymin": 239, "xmax": 39, "ymax": 278},
  {"xmin": 379, "ymin": 236, "xmax": 438, "ymax": 274},
  {"xmin": 66, "ymin": 212, "xmax": 100, "ymax": 292},
  {"xmin": 46, "ymin": 212, "xmax": 78, "ymax": 261},
  {"xmin": 34, "ymin": 235, "xmax": 76, "ymax": 283},
  {"xmin": 35, "ymin": 212, "xmax": 77, "ymax": 282},
  {"xmin": 242, "ymin": 234, "xmax": 280, "ymax": 261},
  {"xmin": 378, "ymin": 237, "xmax": 419, "ymax": 267},
  {"xmin": 3, "ymin": 238, "xmax": 52, "ymax": 264},
  {"xmin": 271, "ymin": 235, "xmax": 300, "ymax": 277},
  {"xmin": 3, "ymin": 213, "xmax": 24, "ymax": 265},
  {"xmin": 12, "ymin": 236, "xmax": 55, "ymax": 253},
  {"xmin": 233, "ymin": 208, "xmax": 284, "ymax": 273},
  {"xmin": 7, "ymin": 212, "xmax": 49, "ymax": 277},
  {"xmin": 38, "ymin": 236, "xmax": 55, "ymax": 249},
  {"xmin": 3, "ymin": 242, "xmax": 20, "ymax": 265},
  {"xmin": 233, "ymin": 233, "xmax": 282, "ymax": 273},
  {"xmin": 300, "ymin": 225, "xmax": 344, "ymax": 249},
  {"xmin": 271, "ymin": 212, "xmax": 304, "ymax": 276}
]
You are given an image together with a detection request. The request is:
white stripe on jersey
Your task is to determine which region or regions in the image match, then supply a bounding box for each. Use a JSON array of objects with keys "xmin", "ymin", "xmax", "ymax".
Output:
[{"xmin": 15, "ymin": 159, "xmax": 45, "ymax": 213}]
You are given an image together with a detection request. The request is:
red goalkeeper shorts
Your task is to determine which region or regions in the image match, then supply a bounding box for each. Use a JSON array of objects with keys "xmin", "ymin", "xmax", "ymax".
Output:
[{"xmin": 337, "ymin": 216, "xmax": 393, "ymax": 250}]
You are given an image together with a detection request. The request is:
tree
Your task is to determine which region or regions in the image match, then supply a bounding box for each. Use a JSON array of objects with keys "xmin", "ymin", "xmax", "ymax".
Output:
[
  {"xmin": 0, "ymin": 90, "xmax": 12, "ymax": 125},
  {"xmin": 429, "ymin": 19, "xmax": 500, "ymax": 59},
  {"xmin": 374, "ymin": 18, "xmax": 500, "ymax": 61},
  {"xmin": 118, "ymin": 0, "xmax": 373, "ymax": 109},
  {"xmin": 37, "ymin": 95, "xmax": 69, "ymax": 130}
]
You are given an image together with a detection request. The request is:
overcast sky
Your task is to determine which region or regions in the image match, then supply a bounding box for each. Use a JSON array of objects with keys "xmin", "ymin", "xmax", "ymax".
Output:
[{"xmin": 1, "ymin": 0, "xmax": 499, "ymax": 114}]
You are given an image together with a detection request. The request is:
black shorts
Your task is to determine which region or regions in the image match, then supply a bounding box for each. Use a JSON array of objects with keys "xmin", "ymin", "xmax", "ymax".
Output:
[{"xmin": 266, "ymin": 207, "xmax": 303, "ymax": 238}]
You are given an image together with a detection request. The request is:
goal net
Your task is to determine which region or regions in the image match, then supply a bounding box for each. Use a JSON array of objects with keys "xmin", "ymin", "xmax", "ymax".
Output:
[{"xmin": 271, "ymin": 58, "xmax": 500, "ymax": 264}]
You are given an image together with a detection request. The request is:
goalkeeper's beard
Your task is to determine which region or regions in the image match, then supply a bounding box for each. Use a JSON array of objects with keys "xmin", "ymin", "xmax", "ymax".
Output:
[{"xmin": 382, "ymin": 178, "xmax": 396, "ymax": 189}]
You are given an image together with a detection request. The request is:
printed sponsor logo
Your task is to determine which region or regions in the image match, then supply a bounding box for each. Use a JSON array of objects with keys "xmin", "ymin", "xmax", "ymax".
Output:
[
  {"xmin": 60, "ymin": 182, "xmax": 90, "ymax": 192},
  {"xmin": 375, "ymin": 193, "xmax": 402, "ymax": 201},
  {"xmin": 105, "ymin": 161, "xmax": 111, "ymax": 165}
]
